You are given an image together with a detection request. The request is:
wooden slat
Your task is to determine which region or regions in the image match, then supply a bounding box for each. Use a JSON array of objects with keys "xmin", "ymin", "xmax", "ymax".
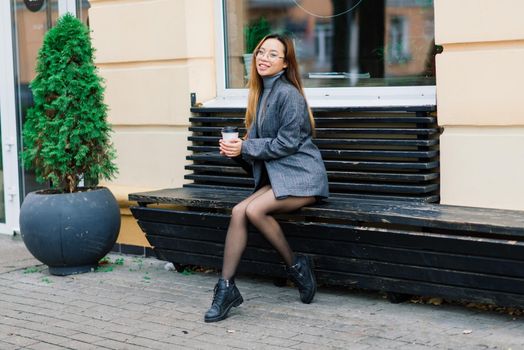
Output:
[
  {"xmin": 189, "ymin": 117, "xmax": 245, "ymax": 123},
  {"xmin": 183, "ymin": 183, "xmax": 255, "ymax": 192},
  {"xmin": 181, "ymin": 183, "xmax": 439, "ymax": 202},
  {"xmin": 189, "ymin": 126, "xmax": 438, "ymax": 135},
  {"xmin": 316, "ymin": 128, "xmax": 438, "ymax": 135},
  {"xmin": 323, "ymin": 160, "xmax": 440, "ymax": 170},
  {"xmin": 188, "ymin": 146, "xmax": 438, "ymax": 159},
  {"xmin": 328, "ymin": 191, "xmax": 439, "ymax": 203},
  {"xmin": 189, "ymin": 126, "xmax": 247, "ymax": 133},
  {"xmin": 327, "ymin": 171, "xmax": 439, "ymax": 182},
  {"xmin": 321, "ymin": 149, "xmax": 438, "ymax": 158},
  {"xmin": 189, "ymin": 136, "xmax": 439, "ymax": 147},
  {"xmin": 187, "ymin": 153, "xmax": 440, "ymax": 170},
  {"xmin": 184, "ymin": 174, "xmax": 253, "ymax": 185},
  {"xmin": 190, "ymin": 106, "xmax": 437, "ymax": 113},
  {"xmin": 313, "ymin": 138, "xmax": 439, "ymax": 147},
  {"xmin": 328, "ymin": 182, "xmax": 439, "ymax": 194},
  {"xmin": 186, "ymin": 165, "xmax": 438, "ymax": 182},
  {"xmin": 185, "ymin": 164, "xmax": 248, "ymax": 175},
  {"xmin": 189, "ymin": 146, "xmax": 220, "ymax": 153},
  {"xmin": 313, "ymin": 116, "xmax": 437, "ymax": 123},
  {"xmin": 190, "ymin": 116, "xmax": 437, "ymax": 124},
  {"xmin": 316, "ymin": 269, "xmax": 524, "ymax": 308}
]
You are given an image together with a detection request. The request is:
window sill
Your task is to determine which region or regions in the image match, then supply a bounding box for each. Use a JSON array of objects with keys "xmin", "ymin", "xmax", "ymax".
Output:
[{"xmin": 204, "ymin": 86, "xmax": 436, "ymax": 109}]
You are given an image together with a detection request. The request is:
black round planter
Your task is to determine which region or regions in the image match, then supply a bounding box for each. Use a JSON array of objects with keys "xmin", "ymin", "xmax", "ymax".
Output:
[{"xmin": 20, "ymin": 187, "xmax": 121, "ymax": 276}]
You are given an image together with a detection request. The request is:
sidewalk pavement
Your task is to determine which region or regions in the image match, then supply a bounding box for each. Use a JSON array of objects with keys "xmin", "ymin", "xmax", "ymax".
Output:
[{"xmin": 0, "ymin": 234, "xmax": 523, "ymax": 350}]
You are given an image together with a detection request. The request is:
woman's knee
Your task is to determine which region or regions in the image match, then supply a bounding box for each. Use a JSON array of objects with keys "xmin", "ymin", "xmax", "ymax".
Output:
[
  {"xmin": 245, "ymin": 203, "xmax": 264, "ymax": 224},
  {"xmin": 231, "ymin": 203, "xmax": 248, "ymax": 220}
]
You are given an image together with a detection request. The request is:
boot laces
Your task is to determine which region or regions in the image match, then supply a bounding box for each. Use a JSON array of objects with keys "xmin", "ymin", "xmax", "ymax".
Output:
[
  {"xmin": 290, "ymin": 264, "xmax": 304, "ymax": 279},
  {"xmin": 211, "ymin": 282, "xmax": 229, "ymax": 306},
  {"xmin": 287, "ymin": 263, "xmax": 309, "ymax": 292},
  {"xmin": 212, "ymin": 285, "xmax": 222, "ymax": 305}
]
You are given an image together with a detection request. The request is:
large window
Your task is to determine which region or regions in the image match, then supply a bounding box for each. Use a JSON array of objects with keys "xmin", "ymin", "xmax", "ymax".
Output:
[{"xmin": 223, "ymin": 0, "xmax": 436, "ymax": 89}]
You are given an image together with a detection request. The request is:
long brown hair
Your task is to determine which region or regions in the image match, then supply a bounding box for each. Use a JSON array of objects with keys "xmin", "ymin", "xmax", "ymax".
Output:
[{"xmin": 245, "ymin": 34, "xmax": 315, "ymax": 136}]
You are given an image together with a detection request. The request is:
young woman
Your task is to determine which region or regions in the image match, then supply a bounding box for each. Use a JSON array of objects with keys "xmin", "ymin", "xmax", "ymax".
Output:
[{"xmin": 205, "ymin": 34, "xmax": 329, "ymax": 323}]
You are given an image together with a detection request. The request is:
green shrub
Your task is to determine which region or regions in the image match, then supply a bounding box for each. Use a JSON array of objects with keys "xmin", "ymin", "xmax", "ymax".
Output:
[{"xmin": 22, "ymin": 14, "xmax": 117, "ymax": 193}]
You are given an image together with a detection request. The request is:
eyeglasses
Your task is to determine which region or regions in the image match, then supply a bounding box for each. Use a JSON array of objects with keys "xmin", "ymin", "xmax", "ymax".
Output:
[{"xmin": 255, "ymin": 49, "xmax": 284, "ymax": 61}]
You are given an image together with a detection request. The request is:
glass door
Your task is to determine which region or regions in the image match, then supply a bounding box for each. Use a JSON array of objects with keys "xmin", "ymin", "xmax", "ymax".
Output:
[
  {"xmin": 13, "ymin": 0, "xmax": 59, "ymax": 197},
  {"xmin": 0, "ymin": 0, "xmax": 80, "ymax": 235},
  {"xmin": 0, "ymin": 119, "xmax": 5, "ymax": 226},
  {"xmin": 0, "ymin": 0, "xmax": 21, "ymax": 234},
  {"xmin": 13, "ymin": 0, "xmax": 86, "ymax": 197}
]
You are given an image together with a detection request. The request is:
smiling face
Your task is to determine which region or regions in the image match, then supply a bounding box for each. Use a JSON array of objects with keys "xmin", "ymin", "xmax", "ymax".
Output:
[{"xmin": 255, "ymin": 38, "xmax": 288, "ymax": 77}]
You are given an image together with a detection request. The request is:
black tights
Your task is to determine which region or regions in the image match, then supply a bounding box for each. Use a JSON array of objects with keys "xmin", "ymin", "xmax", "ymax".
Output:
[{"xmin": 221, "ymin": 185, "xmax": 315, "ymax": 280}]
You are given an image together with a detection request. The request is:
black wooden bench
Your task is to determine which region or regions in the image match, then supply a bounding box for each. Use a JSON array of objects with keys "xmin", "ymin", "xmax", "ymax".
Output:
[{"xmin": 129, "ymin": 106, "xmax": 524, "ymax": 308}]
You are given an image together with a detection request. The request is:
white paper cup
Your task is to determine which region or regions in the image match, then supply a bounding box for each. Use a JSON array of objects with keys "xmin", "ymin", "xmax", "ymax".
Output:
[
  {"xmin": 221, "ymin": 131, "xmax": 239, "ymax": 141},
  {"xmin": 221, "ymin": 126, "xmax": 239, "ymax": 141}
]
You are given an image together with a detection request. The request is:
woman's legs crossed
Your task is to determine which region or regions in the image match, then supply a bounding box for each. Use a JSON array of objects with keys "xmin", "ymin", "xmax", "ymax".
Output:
[
  {"xmin": 245, "ymin": 189, "xmax": 315, "ymax": 266},
  {"xmin": 207, "ymin": 187, "xmax": 317, "ymax": 321},
  {"xmin": 221, "ymin": 185, "xmax": 271, "ymax": 280}
]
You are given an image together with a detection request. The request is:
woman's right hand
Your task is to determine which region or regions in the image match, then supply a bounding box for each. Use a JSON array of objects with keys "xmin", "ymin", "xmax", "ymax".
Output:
[{"xmin": 219, "ymin": 138, "xmax": 243, "ymax": 158}]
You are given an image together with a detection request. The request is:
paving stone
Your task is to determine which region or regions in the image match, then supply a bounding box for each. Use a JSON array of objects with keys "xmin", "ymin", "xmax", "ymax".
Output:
[
  {"xmin": 0, "ymin": 333, "xmax": 40, "ymax": 347},
  {"xmin": 0, "ymin": 341, "xmax": 22, "ymax": 350},
  {"xmin": 68, "ymin": 332, "xmax": 107, "ymax": 344},
  {"xmin": 92, "ymin": 338, "xmax": 145, "ymax": 350},
  {"xmin": 1, "ymin": 236, "xmax": 524, "ymax": 350},
  {"xmin": 59, "ymin": 339, "xmax": 110, "ymax": 350},
  {"xmin": 25, "ymin": 342, "xmax": 70, "ymax": 350}
]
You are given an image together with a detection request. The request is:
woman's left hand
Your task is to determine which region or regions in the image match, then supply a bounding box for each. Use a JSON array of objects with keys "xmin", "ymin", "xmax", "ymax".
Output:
[{"xmin": 219, "ymin": 138, "xmax": 243, "ymax": 158}]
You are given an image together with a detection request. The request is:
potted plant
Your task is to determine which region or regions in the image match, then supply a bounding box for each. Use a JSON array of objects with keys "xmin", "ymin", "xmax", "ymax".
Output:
[
  {"xmin": 243, "ymin": 17, "xmax": 271, "ymax": 79},
  {"xmin": 19, "ymin": 13, "xmax": 120, "ymax": 276}
]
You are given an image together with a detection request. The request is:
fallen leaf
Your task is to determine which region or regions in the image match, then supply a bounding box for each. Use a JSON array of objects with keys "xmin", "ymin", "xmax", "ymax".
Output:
[{"xmin": 428, "ymin": 297, "xmax": 442, "ymax": 306}]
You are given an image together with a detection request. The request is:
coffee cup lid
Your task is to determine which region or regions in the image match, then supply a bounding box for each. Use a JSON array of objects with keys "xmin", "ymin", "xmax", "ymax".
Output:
[{"xmin": 222, "ymin": 126, "xmax": 238, "ymax": 133}]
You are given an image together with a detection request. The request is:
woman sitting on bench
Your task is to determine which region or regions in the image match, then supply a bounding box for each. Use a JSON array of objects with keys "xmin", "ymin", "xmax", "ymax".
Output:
[{"xmin": 204, "ymin": 33, "xmax": 329, "ymax": 322}]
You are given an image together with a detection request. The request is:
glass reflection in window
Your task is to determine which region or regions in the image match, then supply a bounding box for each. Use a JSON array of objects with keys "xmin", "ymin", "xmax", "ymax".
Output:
[{"xmin": 224, "ymin": 0, "xmax": 436, "ymax": 88}]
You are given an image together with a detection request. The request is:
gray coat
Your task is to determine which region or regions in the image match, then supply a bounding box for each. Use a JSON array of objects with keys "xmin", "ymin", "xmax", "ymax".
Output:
[{"xmin": 241, "ymin": 76, "xmax": 329, "ymax": 200}]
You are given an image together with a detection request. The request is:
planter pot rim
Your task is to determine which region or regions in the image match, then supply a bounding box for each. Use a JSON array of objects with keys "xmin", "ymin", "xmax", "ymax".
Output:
[{"xmin": 30, "ymin": 186, "xmax": 110, "ymax": 196}]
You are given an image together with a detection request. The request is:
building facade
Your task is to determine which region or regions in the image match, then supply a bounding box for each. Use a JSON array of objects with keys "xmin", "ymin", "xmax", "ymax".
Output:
[{"xmin": 1, "ymin": 0, "xmax": 523, "ymax": 247}]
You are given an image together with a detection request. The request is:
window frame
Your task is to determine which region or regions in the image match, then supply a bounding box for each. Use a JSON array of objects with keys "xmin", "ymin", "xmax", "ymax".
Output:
[
  {"xmin": 0, "ymin": 0, "xmax": 21, "ymax": 234},
  {"xmin": 211, "ymin": 0, "xmax": 436, "ymax": 108}
]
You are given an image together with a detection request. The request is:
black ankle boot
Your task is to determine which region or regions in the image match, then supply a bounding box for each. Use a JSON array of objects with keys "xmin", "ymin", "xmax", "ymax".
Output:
[
  {"xmin": 204, "ymin": 278, "xmax": 243, "ymax": 322},
  {"xmin": 286, "ymin": 255, "xmax": 316, "ymax": 304}
]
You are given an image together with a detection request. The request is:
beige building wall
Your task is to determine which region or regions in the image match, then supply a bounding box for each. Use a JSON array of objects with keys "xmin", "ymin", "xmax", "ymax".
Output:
[
  {"xmin": 88, "ymin": 0, "xmax": 524, "ymax": 247},
  {"xmin": 435, "ymin": 0, "xmax": 524, "ymax": 210},
  {"xmin": 88, "ymin": 0, "xmax": 217, "ymax": 246}
]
